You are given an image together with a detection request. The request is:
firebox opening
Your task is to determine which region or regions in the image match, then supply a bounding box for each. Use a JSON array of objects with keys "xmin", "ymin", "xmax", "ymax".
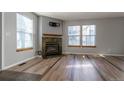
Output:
[{"xmin": 42, "ymin": 36, "xmax": 62, "ymax": 58}]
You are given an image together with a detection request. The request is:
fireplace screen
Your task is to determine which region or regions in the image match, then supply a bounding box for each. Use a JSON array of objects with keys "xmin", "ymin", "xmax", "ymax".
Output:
[{"xmin": 46, "ymin": 43, "xmax": 59, "ymax": 55}]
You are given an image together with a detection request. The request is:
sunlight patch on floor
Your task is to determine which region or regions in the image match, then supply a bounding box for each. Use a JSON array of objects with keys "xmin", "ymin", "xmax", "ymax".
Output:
[
  {"xmin": 99, "ymin": 54, "xmax": 105, "ymax": 57},
  {"xmin": 66, "ymin": 64, "xmax": 93, "ymax": 68}
]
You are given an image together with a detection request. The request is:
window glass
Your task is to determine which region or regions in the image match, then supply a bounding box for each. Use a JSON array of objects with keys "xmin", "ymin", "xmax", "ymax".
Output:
[
  {"xmin": 68, "ymin": 26, "xmax": 80, "ymax": 35},
  {"xmin": 68, "ymin": 25, "xmax": 96, "ymax": 47},
  {"xmin": 69, "ymin": 36, "xmax": 80, "ymax": 45},
  {"xmin": 17, "ymin": 13, "xmax": 33, "ymax": 49},
  {"xmin": 82, "ymin": 25, "xmax": 96, "ymax": 46}
]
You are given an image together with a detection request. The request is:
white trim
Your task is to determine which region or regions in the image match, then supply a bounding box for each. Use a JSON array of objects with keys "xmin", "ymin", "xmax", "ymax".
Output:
[
  {"xmin": 0, "ymin": 13, "xmax": 2, "ymax": 71},
  {"xmin": 2, "ymin": 12, "xmax": 4, "ymax": 70},
  {"xmin": 102, "ymin": 54, "xmax": 124, "ymax": 56},
  {"xmin": 62, "ymin": 52, "xmax": 124, "ymax": 56},
  {"xmin": 2, "ymin": 56, "xmax": 37, "ymax": 70},
  {"xmin": 63, "ymin": 52, "xmax": 97, "ymax": 55}
]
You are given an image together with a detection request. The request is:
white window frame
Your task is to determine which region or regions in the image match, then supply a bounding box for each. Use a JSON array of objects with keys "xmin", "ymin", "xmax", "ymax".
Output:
[
  {"xmin": 68, "ymin": 26, "xmax": 81, "ymax": 47},
  {"xmin": 82, "ymin": 25, "xmax": 96, "ymax": 47},
  {"xmin": 68, "ymin": 25, "xmax": 96, "ymax": 48},
  {"xmin": 16, "ymin": 13, "xmax": 33, "ymax": 52}
]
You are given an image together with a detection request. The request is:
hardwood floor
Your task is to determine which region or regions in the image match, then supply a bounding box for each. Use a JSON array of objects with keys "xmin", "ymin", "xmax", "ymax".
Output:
[
  {"xmin": 0, "ymin": 70, "xmax": 41, "ymax": 81},
  {"xmin": 0, "ymin": 55, "xmax": 124, "ymax": 81},
  {"xmin": 8, "ymin": 56, "xmax": 61, "ymax": 75},
  {"xmin": 42, "ymin": 55, "xmax": 103, "ymax": 81},
  {"xmin": 88, "ymin": 55, "xmax": 124, "ymax": 80}
]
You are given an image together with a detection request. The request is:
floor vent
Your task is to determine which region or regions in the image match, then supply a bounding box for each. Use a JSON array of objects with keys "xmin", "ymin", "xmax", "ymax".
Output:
[{"xmin": 18, "ymin": 63, "xmax": 26, "ymax": 66}]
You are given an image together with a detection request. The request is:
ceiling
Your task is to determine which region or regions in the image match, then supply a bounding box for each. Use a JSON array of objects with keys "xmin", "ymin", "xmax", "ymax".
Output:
[{"xmin": 35, "ymin": 12, "xmax": 124, "ymax": 21}]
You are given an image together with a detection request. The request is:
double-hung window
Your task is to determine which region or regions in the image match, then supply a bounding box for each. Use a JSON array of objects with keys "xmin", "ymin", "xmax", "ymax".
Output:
[
  {"xmin": 68, "ymin": 25, "xmax": 96, "ymax": 47},
  {"xmin": 82, "ymin": 25, "xmax": 96, "ymax": 47},
  {"xmin": 16, "ymin": 13, "xmax": 33, "ymax": 52},
  {"xmin": 68, "ymin": 26, "xmax": 81, "ymax": 46}
]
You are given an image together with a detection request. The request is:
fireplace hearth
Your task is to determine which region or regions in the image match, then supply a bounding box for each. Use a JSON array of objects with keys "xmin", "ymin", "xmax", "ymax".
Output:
[{"xmin": 42, "ymin": 36, "xmax": 62, "ymax": 58}]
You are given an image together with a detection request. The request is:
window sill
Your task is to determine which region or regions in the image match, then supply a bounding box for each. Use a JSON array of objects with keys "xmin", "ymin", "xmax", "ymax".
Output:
[
  {"xmin": 68, "ymin": 45, "xmax": 82, "ymax": 47},
  {"xmin": 16, "ymin": 48, "xmax": 33, "ymax": 52},
  {"xmin": 68, "ymin": 45, "xmax": 96, "ymax": 48},
  {"xmin": 82, "ymin": 46, "xmax": 96, "ymax": 48}
]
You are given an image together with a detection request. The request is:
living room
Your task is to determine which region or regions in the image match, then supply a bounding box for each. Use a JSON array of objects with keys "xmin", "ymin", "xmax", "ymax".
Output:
[
  {"xmin": 0, "ymin": 12, "xmax": 124, "ymax": 81},
  {"xmin": 1, "ymin": 0, "xmax": 124, "ymax": 93}
]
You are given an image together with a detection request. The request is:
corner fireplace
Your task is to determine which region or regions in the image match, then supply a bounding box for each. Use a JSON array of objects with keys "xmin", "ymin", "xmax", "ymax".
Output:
[{"xmin": 42, "ymin": 36, "xmax": 62, "ymax": 58}]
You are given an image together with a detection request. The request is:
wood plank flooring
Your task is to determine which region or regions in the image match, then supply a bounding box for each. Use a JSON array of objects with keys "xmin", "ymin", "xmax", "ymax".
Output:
[
  {"xmin": 0, "ymin": 70, "xmax": 41, "ymax": 81},
  {"xmin": 0, "ymin": 55, "xmax": 124, "ymax": 81},
  {"xmin": 42, "ymin": 55, "xmax": 103, "ymax": 81},
  {"xmin": 8, "ymin": 57, "xmax": 43, "ymax": 72},
  {"xmin": 88, "ymin": 55, "xmax": 124, "ymax": 80},
  {"xmin": 8, "ymin": 56, "xmax": 61, "ymax": 75},
  {"xmin": 103, "ymin": 56, "xmax": 124, "ymax": 71}
]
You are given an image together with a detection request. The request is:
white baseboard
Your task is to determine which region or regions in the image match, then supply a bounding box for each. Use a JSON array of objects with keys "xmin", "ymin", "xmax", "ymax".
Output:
[
  {"xmin": 62, "ymin": 52, "xmax": 124, "ymax": 56},
  {"xmin": 102, "ymin": 54, "xmax": 124, "ymax": 56},
  {"xmin": 63, "ymin": 52, "xmax": 97, "ymax": 55},
  {"xmin": 2, "ymin": 56, "xmax": 37, "ymax": 70}
]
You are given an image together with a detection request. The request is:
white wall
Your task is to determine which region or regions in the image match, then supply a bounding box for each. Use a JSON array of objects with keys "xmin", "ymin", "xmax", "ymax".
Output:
[
  {"xmin": 63, "ymin": 18, "xmax": 124, "ymax": 55},
  {"xmin": 38, "ymin": 16, "xmax": 63, "ymax": 50},
  {"xmin": 0, "ymin": 12, "xmax": 2, "ymax": 69},
  {"xmin": 41, "ymin": 16, "xmax": 63, "ymax": 35},
  {"xmin": 2, "ymin": 12, "xmax": 38, "ymax": 68}
]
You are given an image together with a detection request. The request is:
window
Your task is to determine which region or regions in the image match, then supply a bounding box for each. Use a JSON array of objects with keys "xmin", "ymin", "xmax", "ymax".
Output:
[
  {"xmin": 82, "ymin": 25, "xmax": 96, "ymax": 46},
  {"xmin": 68, "ymin": 26, "xmax": 80, "ymax": 46},
  {"xmin": 68, "ymin": 25, "xmax": 96, "ymax": 47},
  {"xmin": 16, "ymin": 13, "xmax": 33, "ymax": 52}
]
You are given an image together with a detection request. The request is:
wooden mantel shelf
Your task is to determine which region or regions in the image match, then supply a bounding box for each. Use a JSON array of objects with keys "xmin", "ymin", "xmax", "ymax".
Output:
[{"xmin": 43, "ymin": 33, "xmax": 63, "ymax": 36}]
